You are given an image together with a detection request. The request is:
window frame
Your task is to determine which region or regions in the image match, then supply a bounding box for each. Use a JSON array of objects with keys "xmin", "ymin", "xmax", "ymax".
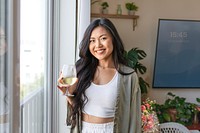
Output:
[
  {"xmin": 7, "ymin": 0, "xmax": 20, "ymax": 132},
  {"xmin": 6, "ymin": 0, "xmax": 58, "ymax": 133}
]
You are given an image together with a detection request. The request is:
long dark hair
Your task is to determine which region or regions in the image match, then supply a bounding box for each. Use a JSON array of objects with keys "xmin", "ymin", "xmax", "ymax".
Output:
[{"xmin": 70, "ymin": 18, "xmax": 129, "ymax": 128}]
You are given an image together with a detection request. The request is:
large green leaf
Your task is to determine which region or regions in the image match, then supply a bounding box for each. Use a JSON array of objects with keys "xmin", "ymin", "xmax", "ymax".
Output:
[
  {"xmin": 136, "ymin": 49, "xmax": 147, "ymax": 60},
  {"xmin": 163, "ymin": 112, "xmax": 171, "ymax": 122},
  {"xmin": 196, "ymin": 98, "xmax": 200, "ymax": 103},
  {"xmin": 139, "ymin": 77, "xmax": 149, "ymax": 94},
  {"xmin": 135, "ymin": 63, "xmax": 146, "ymax": 74},
  {"xmin": 127, "ymin": 48, "xmax": 139, "ymax": 61},
  {"xmin": 124, "ymin": 48, "xmax": 148, "ymax": 94}
]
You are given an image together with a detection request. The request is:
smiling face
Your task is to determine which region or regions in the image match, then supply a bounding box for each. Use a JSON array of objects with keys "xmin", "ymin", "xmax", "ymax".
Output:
[{"xmin": 89, "ymin": 26, "xmax": 114, "ymax": 64}]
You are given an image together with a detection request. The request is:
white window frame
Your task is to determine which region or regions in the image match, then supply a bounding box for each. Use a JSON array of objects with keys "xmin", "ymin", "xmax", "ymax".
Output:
[
  {"xmin": 7, "ymin": 0, "xmax": 20, "ymax": 132},
  {"xmin": 6, "ymin": 0, "xmax": 57, "ymax": 133}
]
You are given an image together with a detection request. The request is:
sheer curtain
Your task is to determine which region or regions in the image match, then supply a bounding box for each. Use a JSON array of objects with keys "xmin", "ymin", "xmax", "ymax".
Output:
[{"xmin": 0, "ymin": 0, "xmax": 9, "ymax": 132}]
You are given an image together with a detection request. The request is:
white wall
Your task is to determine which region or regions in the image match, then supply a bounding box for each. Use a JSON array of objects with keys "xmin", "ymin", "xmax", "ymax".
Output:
[
  {"xmin": 59, "ymin": 0, "xmax": 76, "ymax": 133},
  {"xmin": 92, "ymin": 0, "xmax": 200, "ymax": 104}
]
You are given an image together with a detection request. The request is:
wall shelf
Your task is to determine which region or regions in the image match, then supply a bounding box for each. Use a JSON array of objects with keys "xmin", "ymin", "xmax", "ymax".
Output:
[{"xmin": 91, "ymin": 13, "xmax": 139, "ymax": 30}]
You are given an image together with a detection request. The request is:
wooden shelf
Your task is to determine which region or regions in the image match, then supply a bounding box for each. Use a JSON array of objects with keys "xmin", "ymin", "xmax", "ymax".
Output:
[
  {"xmin": 91, "ymin": 13, "xmax": 139, "ymax": 30},
  {"xmin": 91, "ymin": 13, "xmax": 139, "ymax": 19}
]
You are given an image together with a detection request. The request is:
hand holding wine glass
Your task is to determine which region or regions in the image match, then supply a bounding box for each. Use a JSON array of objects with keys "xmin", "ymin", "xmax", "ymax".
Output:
[
  {"xmin": 57, "ymin": 64, "xmax": 78, "ymax": 97},
  {"xmin": 62, "ymin": 64, "xmax": 77, "ymax": 85}
]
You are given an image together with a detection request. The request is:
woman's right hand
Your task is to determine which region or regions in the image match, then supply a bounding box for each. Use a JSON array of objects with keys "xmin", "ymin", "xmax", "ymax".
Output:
[{"xmin": 57, "ymin": 72, "xmax": 78, "ymax": 105}]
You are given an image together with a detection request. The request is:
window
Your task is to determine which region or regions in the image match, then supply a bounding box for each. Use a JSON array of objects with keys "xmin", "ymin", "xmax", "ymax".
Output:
[
  {"xmin": 20, "ymin": 0, "xmax": 52, "ymax": 132},
  {"xmin": 0, "ymin": 0, "xmax": 55, "ymax": 132}
]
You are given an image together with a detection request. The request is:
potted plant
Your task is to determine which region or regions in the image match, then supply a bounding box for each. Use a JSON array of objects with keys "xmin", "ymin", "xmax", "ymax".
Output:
[
  {"xmin": 101, "ymin": 2, "xmax": 109, "ymax": 14},
  {"xmin": 124, "ymin": 48, "xmax": 149, "ymax": 95},
  {"xmin": 125, "ymin": 2, "xmax": 138, "ymax": 15},
  {"xmin": 155, "ymin": 92, "xmax": 197, "ymax": 126}
]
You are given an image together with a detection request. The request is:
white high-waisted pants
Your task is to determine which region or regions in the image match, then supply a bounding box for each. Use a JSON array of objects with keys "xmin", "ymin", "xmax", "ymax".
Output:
[{"xmin": 82, "ymin": 121, "xmax": 114, "ymax": 133}]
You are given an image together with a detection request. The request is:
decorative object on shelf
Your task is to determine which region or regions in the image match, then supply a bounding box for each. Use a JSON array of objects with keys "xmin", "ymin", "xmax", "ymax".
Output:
[
  {"xmin": 141, "ymin": 98, "xmax": 159, "ymax": 132},
  {"xmin": 124, "ymin": 48, "xmax": 149, "ymax": 95},
  {"xmin": 125, "ymin": 2, "xmax": 138, "ymax": 15},
  {"xmin": 101, "ymin": 2, "xmax": 109, "ymax": 14},
  {"xmin": 116, "ymin": 4, "xmax": 122, "ymax": 15}
]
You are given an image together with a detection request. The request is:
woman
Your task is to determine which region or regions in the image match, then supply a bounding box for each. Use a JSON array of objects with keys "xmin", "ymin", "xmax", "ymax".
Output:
[{"xmin": 58, "ymin": 18, "xmax": 141, "ymax": 133}]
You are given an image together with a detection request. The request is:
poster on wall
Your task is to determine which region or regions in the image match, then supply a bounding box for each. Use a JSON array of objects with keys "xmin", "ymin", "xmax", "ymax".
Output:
[{"xmin": 153, "ymin": 19, "xmax": 200, "ymax": 88}]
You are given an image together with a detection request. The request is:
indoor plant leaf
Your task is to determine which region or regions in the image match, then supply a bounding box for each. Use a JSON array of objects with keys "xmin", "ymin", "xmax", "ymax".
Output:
[{"xmin": 124, "ymin": 47, "xmax": 149, "ymax": 94}]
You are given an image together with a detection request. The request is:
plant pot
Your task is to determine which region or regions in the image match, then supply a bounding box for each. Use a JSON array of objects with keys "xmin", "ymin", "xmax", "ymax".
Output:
[
  {"xmin": 167, "ymin": 108, "xmax": 177, "ymax": 122},
  {"xmin": 193, "ymin": 112, "xmax": 199, "ymax": 124},
  {"xmin": 198, "ymin": 112, "xmax": 200, "ymax": 123},
  {"xmin": 101, "ymin": 9, "xmax": 108, "ymax": 14},
  {"xmin": 128, "ymin": 10, "xmax": 135, "ymax": 15}
]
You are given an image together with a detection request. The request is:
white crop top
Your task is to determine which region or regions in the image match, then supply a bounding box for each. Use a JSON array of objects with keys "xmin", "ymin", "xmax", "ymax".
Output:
[{"xmin": 83, "ymin": 72, "xmax": 118, "ymax": 118}]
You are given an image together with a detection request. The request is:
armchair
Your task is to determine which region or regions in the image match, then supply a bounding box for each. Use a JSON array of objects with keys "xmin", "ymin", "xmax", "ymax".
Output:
[{"xmin": 159, "ymin": 122, "xmax": 190, "ymax": 133}]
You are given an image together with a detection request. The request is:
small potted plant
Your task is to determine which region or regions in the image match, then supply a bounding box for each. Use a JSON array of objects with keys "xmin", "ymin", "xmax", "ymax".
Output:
[
  {"xmin": 125, "ymin": 2, "xmax": 138, "ymax": 15},
  {"xmin": 101, "ymin": 2, "xmax": 109, "ymax": 14}
]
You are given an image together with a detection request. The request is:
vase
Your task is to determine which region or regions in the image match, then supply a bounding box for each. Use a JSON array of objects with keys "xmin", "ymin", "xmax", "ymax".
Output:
[{"xmin": 116, "ymin": 4, "xmax": 122, "ymax": 15}]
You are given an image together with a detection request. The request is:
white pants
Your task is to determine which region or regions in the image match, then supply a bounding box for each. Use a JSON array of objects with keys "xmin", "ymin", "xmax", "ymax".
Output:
[{"xmin": 82, "ymin": 121, "xmax": 114, "ymax": 133}]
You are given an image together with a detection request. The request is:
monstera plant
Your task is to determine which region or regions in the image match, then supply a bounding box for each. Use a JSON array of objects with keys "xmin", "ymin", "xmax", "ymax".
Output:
[{"xmin": 124, "ymin": 47, "xmax": 149, "ymax": 94}]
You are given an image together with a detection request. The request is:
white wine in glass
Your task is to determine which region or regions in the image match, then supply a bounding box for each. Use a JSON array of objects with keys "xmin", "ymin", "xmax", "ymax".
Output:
[{"xmin": 62, "ymin": 64, "xmax": 77, "ymax": 85}]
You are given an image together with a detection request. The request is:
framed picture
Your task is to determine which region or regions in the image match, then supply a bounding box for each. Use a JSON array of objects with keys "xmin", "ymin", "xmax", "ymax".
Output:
[{"xmin": 153, "ymin": 19, "xmax": 200, "ymax": 88}]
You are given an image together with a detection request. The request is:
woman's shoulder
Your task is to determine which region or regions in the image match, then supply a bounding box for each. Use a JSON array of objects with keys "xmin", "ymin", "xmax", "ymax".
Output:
[
  {"xmin": 119, "ymin": 64, "xmax": 135, "ymax": 74},
  {"xmin": 119, "ymin": 65, "xmax": 139, "ymax": 81}
]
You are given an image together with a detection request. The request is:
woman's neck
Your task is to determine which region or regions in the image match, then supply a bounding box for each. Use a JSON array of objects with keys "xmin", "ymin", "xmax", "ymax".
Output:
[{"xmin": 98, "ymin": 62, "xmax": 115, "ymax": 69}]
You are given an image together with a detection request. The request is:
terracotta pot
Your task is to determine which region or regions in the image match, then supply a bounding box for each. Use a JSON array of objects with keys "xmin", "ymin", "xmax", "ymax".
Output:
[
  {"xmin": 193, "ymin": 112, "xmax": 199, "ymax": 124},
  {"xmin": 168, "ymin": 108, "xmax": 177, "ymax": 122}
]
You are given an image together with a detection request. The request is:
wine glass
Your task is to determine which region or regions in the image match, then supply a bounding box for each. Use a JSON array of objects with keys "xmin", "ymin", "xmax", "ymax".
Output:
[{"xmin": 61, "ymin": 64, "xmax": 77, "ymax": 85}]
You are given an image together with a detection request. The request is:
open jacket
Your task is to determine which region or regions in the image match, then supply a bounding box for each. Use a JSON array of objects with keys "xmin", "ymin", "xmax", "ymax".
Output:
[{"xmin": 66, "ymin": 65, "xmax": 141, "ymax": 133}]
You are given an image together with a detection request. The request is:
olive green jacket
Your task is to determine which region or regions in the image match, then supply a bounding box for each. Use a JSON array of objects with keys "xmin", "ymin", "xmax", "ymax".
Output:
[{"xmin": 66, "ymin": 65, "xmax": 141, "ymax": 133}]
